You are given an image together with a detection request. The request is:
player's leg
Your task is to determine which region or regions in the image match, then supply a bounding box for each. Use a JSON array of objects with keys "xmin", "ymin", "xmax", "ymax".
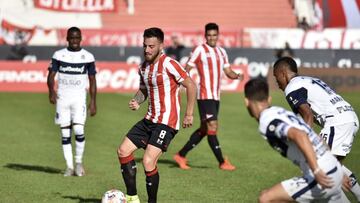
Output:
[
  {"xmin": 146, "ymin": 124, "xmax": 176, "ymax": 203},
  {"xmin": 60, "ymin": 125, "xmax": 73, "ymax": 176},
  {"xmin": 177, "ymin": 122, "xmax": 206, "ymax": 157},
  {"xmin": 321, "ymin": 122, "xmax": 360, "ymax": 201},
  {"xmin": 143, "ymin": 145, "xmax": 162, "ymax": 203},
  {"xmin": 117, "ymin": 120, "xmax": 148, "ymax": 201},
  {"xmin": 56, "ymin": 98, "xmax": 74, "ymax": 176},
  {"xmin": 174, "ymin": 100, "xmax": 206, "ymax": 169},
  {"xmin": 174, "ymin": 121, "xmax": 206, "ymax": 169},
  {"xmin": 72, "ymin": 99, "xmax": 87, "ymax": 176},
  {"xmin": 258, "ymin": 182, "xmax": 293, "ymax": 203},
  {"xmin": 339, "ymin": 156, "xmax": 360, "ymax": 202},
  {"xmin": 73, "ymin": 123, "xmax": 85, "ymax": 176},
  {"xmin": 204, "ymin": 100, "xmax": 235, "ymax": 170}
]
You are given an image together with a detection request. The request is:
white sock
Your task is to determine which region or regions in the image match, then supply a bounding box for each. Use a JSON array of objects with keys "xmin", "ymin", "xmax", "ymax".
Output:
[
  {"xmin": 61, "ymin": 128, "xmax": 73, "ymax": 169},
  {"xmin": 73, "ymin": 125, "xmax": 85, "ymax": 164},
  {"xmin": 342, "ymin": 165, "xmax": 360, "ymax": 201}
]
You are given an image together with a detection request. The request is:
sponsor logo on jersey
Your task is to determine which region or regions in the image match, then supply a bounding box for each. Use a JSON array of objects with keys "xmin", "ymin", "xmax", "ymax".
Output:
[{"xmin": 59, "ymin": 65, "xmax": 85, "ymax": 73}]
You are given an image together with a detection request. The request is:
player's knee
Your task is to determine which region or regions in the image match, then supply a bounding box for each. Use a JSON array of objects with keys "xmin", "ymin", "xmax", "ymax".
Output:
[
  {"xmin": 117, "ymin": 145, "xmax": 128, "ymax": 158},
  {"xmin": 142, "ymin": 155, "xmax": 156, "ymax": 170},
  {"xmin": 61, "ymin": 129, "xmax": 71, "ymax": 145},
  {"xmin": 61, "ymin": 127, "xmax": 71, "ymax": 138},
  {"xmin": 258, "ymin": 189, "xmax": 271, "ymax": 203},
  {"xmin": 207, "ymin": 121, "xmax": 218, "ymax": 132},
  {"xmin": 73, "ymin": 124, "xmax": 84, "ymax": 135}
]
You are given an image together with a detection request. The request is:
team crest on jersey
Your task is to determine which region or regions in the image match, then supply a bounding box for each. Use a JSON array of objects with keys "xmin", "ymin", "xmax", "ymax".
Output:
[
  {"xmin": 81, "ymin": 55, "xmax": 85, "ymax": 60},
  {"xmin": 268, "ymin": 124, "xmax": 275, "ymax": 132}
]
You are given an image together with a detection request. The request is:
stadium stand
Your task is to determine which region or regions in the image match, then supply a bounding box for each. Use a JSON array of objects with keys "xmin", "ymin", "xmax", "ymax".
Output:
[{"xmin": 101, "ymin": 0, "xmax": 297, "ymax": 30}]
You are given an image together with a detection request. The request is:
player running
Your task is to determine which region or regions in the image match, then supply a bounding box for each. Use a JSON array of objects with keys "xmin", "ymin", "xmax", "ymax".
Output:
[
  {"xmin": 244, "ymin": 78, "xmax": 349, "ymax": 203},
  {"xmin": 173, "ymin": 23, "xmax": 242, "ymax": 171},
  {"xmin": 273, "ymin": 57, "xmax": 360, "ymax": 201}
]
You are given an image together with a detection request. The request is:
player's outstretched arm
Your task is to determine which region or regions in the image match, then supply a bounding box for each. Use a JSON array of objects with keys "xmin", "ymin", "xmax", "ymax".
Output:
[
  {"xmin": 47, "ymin": 71, "xmax": 57, "ymax": 104},
  {"xmin": 223, "ymin": 67, "xmax": 243, "ymax": 80},
  {"xmin": 181, "ymin": 77, "xmax": 197, "ymax": 128},
  {"xmin": 129, "ymin": 87, "xmax": 147, "ymax": 111},
  {"xmin": 88, "ymin": 75, "xmax": 97, "ymax": 116},
  {"xmin": 297, "ymin": 104, "xmax": 314, "ymax": 128},
  {"xmin": 287, "ymin": 127, "xmax": 334, "ymax": 188}
]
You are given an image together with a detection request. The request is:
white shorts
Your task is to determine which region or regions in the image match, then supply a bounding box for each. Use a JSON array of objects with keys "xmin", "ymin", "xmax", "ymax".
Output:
[
  {"xmin": 319, "ymin": 122, "xmax": 359, "ymax": 156},
  {"xmin": 55, "ymin": 96, "xmax": 87, "ymax": 127},
  {"xmin": 282, "ymin": 153, "xmax": 344, "ymax": 203}
]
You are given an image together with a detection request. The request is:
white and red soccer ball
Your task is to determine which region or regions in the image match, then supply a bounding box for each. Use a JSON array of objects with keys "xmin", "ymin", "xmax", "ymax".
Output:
[{"xmin": 101, "ymin": 189, "xmax": 126, "ymax": 203}]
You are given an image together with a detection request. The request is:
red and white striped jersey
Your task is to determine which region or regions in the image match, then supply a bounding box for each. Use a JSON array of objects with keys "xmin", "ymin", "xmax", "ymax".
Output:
[
  {"xmin": 140, "ymin": 54, "xmax": 189, "ymax": 130},
  {"xmin": 187, "ymin": 43, "xmax": 230, "ymax": 100}
]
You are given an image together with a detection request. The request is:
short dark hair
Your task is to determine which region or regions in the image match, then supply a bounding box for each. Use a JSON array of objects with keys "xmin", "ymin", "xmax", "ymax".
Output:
[
  {"xmin": 143, "ymin": 27, "xmax": 164, "ymax": 43},
  {"xmin": 67, "ymin": 27, "xmax": 81, "ymax": 36},
  {"xmin": 273, "ymin": 57, "xmax": 298, "ymax": 73},
  {"xmin": 244, "ymin": 78, "xmax": 269, "ymax": 101},
  {"xmin": 205, "ymin": 23, "xmax": 219, "ymax": 33}
]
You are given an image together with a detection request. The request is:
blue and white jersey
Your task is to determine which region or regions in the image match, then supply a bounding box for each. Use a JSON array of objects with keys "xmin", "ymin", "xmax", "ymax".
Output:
[
  {"xmin": 49, "ymin": 48, "xmax": 96, "ymax": 97},
  {"xmin": 285, "ymin": 76, "xmax": 357, "ymax": 126},
  {"xmin": 259, "ymin": 106, "xmax": 329, "ymax": 174}
]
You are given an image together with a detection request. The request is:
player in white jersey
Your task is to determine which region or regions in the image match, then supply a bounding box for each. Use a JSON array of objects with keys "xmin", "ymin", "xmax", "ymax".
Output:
[
  {"xmin": 244, "ymin": 78, "xmax": 349, "ymax": 203},
  {"xmin": 174, "ymin": 23, "xmax": 242, "ymax": 171},
  {"xmin": 117, "ymin": 27, "xmax": 196, "ymax": 203},
  {"xmin": 273, "ymin": 56, "xmax": 360, "ymax": 201},
  {"xmin": 47, "ymin": 27, "xmax": 97, "ymax": 177}
]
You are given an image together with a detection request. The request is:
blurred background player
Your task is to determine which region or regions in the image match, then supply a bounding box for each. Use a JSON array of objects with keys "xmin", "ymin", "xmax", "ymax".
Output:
[
  {"xmin": 116, "ymin": 27, "xmax": 196, "ymax": 203},
  {"xmin": 244, "ymin": 78, "xmax": 349, "ymax": 203},
  {"xmin": 273, "ymin": 56, "xmax": 360, "ymax": 201},
  {"xmin": 47, "ymin": 26, "xmax": 97, "ymax": 177},
  {"xmin": 173, "ymin": 23, "xmax": 242, "ymax": 171},
  {"xmin": 164, "ymin": 34, "xmax": 185, "ymax": 61}
]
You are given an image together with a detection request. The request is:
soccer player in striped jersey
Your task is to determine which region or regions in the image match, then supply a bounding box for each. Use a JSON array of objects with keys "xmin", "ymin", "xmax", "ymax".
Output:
[
  {"xmin": 117, "ymin": 27, "xmax": 196, "ymax": 203},
  {"xmin": 47, "ymin": 27, "xmax": 97, "ymax": 177},
  {"xmin": 173, "ymin": 23, "xmax": 242, "ymax": 171},
  {"xmin": 273, "ymin": 57, "xmax": 360, "ymax": 202},
  {"xmin": 244, "ymin": 78, "xmax": 349, "ymax": 203}
]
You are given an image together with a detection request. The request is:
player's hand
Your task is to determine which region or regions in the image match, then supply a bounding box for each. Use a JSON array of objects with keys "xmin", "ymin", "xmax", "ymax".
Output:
[
  {"xmin": 129, "ymin": 99, "xmax": 140, "ymax": 111},
  {"xmin": 314, "ymin": 169, "xmax": 334, "ymax": 189},
  {"xmin": 89, "ymin": 101, "xmax": 97, "ymax": 116},
  {"xmin": 236, "ymin": 70, "xmax": 244, "ymax": 81},
  {"xmin": 182, "ymin": 115, "xmax": 193, "ymax": 128},
  {"xmin": 342, "ymin": 174, "xmax": 351, "ymax": 192},
  {"xmin": 49, "ymin": 92, "xmax": 57, "ymax": 104}
]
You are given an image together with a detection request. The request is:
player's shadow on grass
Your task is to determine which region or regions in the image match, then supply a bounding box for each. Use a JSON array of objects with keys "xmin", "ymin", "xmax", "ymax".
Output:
[
  {"xmin": 4, "ymin": 163, "xmax": 62, "ymax": 174},
  {"xmin": 63, "ymin": 195, "xmax": 101, "ymax": 203},
  {"xmin": 135, "ymin": 158, "xmax": 210, "ymax": 169}
]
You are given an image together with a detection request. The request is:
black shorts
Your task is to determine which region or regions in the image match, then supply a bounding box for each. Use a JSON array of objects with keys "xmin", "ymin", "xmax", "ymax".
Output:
[
  {"xmin": 197, "ymin": 99, "xmax": 220, "ymax": 122},
  {"xmin": 126, "ymin": 119, "xmax": 178, "ymax": 152}
]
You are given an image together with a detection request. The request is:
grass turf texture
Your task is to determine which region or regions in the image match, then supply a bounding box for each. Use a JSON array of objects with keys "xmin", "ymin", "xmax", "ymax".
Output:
[{"xmin": 0, "ymin": 92, "xmax": 359, "ymax": 203}]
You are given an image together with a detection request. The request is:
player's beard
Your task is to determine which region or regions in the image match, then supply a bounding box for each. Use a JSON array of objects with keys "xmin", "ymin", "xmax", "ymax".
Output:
[{"xmin": 145, "ymin": 49, "xmax": 161, "ymax": 63}]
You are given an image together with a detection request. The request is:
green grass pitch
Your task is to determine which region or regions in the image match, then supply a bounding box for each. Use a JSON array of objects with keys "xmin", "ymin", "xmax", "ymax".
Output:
[{"xmin": 0, "ymin": 91, "xmax": 359, "ymax": 202}]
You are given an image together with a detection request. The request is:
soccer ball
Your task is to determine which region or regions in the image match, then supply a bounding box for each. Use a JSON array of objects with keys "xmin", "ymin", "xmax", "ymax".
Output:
[{"xmin": 101, "ymin": 189, "xmax": 126, "ymax": 203}]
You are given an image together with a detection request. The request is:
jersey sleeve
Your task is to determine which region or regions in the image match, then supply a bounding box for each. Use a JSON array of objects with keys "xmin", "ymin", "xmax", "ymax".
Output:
[
  {"xmin": 220, "ymin": 48, "xmax": 230, "ymax": 69},
  {"xmin": 167, "ymin": 59, "xmax": 189, "ymax": 83},
  {"xmin": 286, "ymin": 87, "xmax": 308, "ymax": 113},
  {"xmin": 266, "ymin": 119, "xmax": 291, "ymax": 140},
  {"xmin": 48, "ymin": 52, "xmax": 60, "ymax": 72},
  {"xmin": 187, "ymin": 46, "xmax": 201, "ymax": 67},
  {"xmin": 87, "ymin": 62, "xmax": 96, "ymax": 75}
]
